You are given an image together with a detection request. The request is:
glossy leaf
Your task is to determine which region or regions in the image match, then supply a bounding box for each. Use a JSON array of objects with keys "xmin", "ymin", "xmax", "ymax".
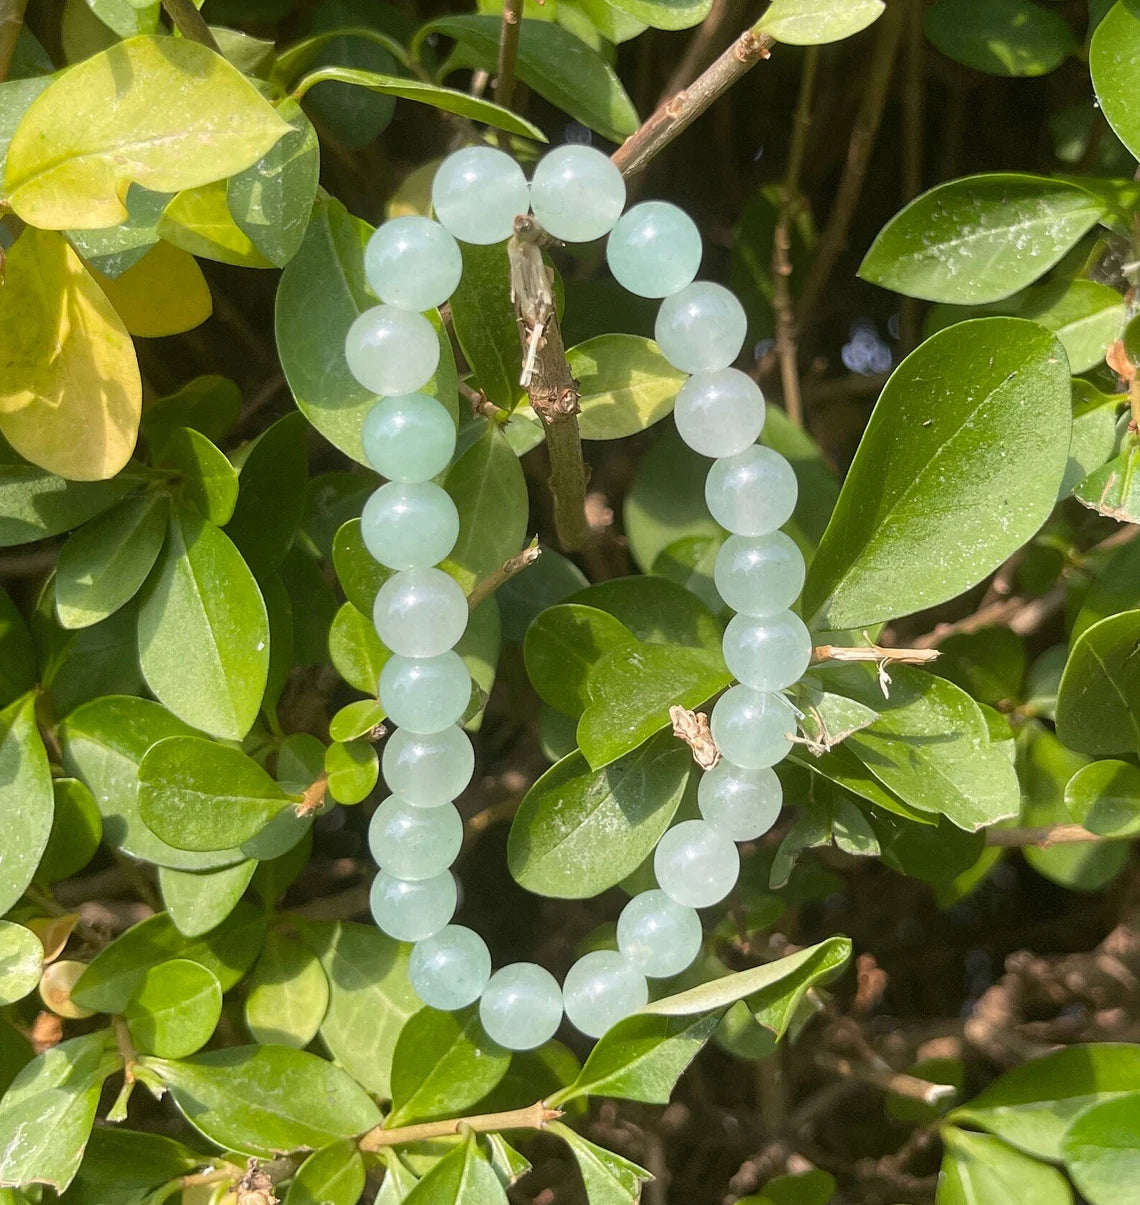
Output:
[
  {"xmin": 245, "ymin": 930, "xmax": 330, "ymax": 1049},
  {"xmin": 158, "ymin": 179, "xmax": 274, "ymax": 267},
  {"xmin": 592, "ymin": 0, "xmax": 707, "ymax": 30},
  {"xmin": 141, "ymin": 375, "xmax": 242, "ymax": 456},
  {"xmin": 0, "ymin": 694, "xmax": 53, "ymax": 916},
  {"xmin": 71, "ymin": 901, "xmax": 266, "ymax": 1013},
  {"xmin": 1074, "ymin": 446, "xmax": 1140, "ymax": 524},
  {"xmin": 1055, "ymin": 610, "xmax": 1140, "ymax": 755},
  {"xmin": 333, "ymin": 518, "xmax": 391, "ymax": 615},
  {"xmin": 802, "ymin": 319, "xmax": 1071, "ymax": 630},
  {"xmin": 571, "ymin": 336, "xmax": 685, "ymax": 440},
  {"xmin": 329, "ymin": 602, "xmax": 389, "ymax": 694},
  {"xmin": 325, "ymin": 739, "xmax": 379, "ymax": 805},
  {"xmin": 124, "ymin": 958, "xmax": 223, "ymax": 1058},
  {"xmin": 937, "ymin": 1127, "xmax": 1072, "ymax": 1205},
  {"xmin": 143, "ymin": 1045, "xmax": 381, "ymax": 1157},
  {"xmin": 403, "ymin": 1132, "xmax": 507, "ymax": 1205},
  {"xmin": 1073, "ymin": 532, "xmax": 1140, "ymax": 641},
  {"xmin": 0, "ymin": 228, "xmax": 141, "ymax": 482},
  {"xmin": 0, "ymin": 587, "xmax": 35, "ymax": 706},
  {"xmin": 66, "ymin": 183, "xmax": 170, "ymax": 279},
  {"xmin": 508, "ymin": 731, "xmax": 692, "ymax": 898},
  {"xmin": 1062, "ymin": 1091, "xmax": 1140, "ymax": 1205},
  {"xmin": 524, "ymin": 603, "xmax": 635, "ymax": 717},
  {"xmin": 58, "ymin": 1127, "xmax": 203, "ymax": 1205},
  {"xmin": 90, "ymin": 239, "xmax": 213, "ymax": 338},
  {"xmin": 158, "ymin": 427, "xmax": 239, "ymax": 526},
  {"xmin": 549, "ymin": 1123, "xmax": 652, "ymax": 1205},
  {"xmin": 860, "ymin": 176, "xmax": 1104, "ymax": 304},
  {"xmin": 137, "ymin": 506, "xmax": 271, "ymax": 740},
  {"xmin": 5, "ymin": 35, "xmax": 290, "ymax": 229},
  {"xmin": 924, "ymin": 0, "xmax": 1075, "ymax": 77},
  {"xmin": 755, "ymin": 0, "xmax": 884, "ymax": 44},
  {"xmin": 388, "ymin": 1008, "xmax": 511, "ymax": 1126},
  {"xmin": 0, "ymin": 922, "xmax": 42, "ymax": 1006},
  {"xmin": 285, "ymin": 1139, "xmax": 367, "ymax": 1205},
  {"xmin": 36, "ymin": 778, "xmax": 100, "ymax": 885},
  {"xmin": 158, "ymin": 860, "xmax": 258, "ymax": 938},
  {"xmin": 1065, "ymin": 760, "xmax": 1140, "ymax": 838},
  {"xmin": 1091, "ymin": 1, "xmax": 1140, "ymax": 159},
  {"xmin": 448, "ymin": 242, "xmax": 525, "ymax": 412},
  {"xmin": 330, "ymin": 698, "xmax": 387, "ymax": 742},
  {"xmin": 568, "ymin": 575, "xmax": 723, "ymax": 650}
]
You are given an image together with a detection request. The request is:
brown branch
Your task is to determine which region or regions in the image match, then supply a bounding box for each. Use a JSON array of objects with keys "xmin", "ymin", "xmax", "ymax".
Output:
[
  {"xmin": 772, "ymin": 46, "xmax": 819, "ymax": 429},
  {"xmin": 161, "ymin": 0, "xmax": 222, "ymax": 52},
  {"xmin": 0, "ymin": 0, "xmax": 28, "ymax": 85},
  {"xmin": 813, "ymin": 1052, "xmax": 956, "ymax": 1106},
  {"xmin": 359, "ymin": 1100, "xmax": 561, "ymax": 1151},
  {"xmin": 493, "ymin": 0, "xmax": 523, "ymax": 123},
  {"xmin": 796, "ymin": 1, "xmax": 906, "ymax": 324},
  {"xmin": 467, "ymin": 537, "xmax": 541, "ymax": 611},
  {"xmin": 810, "ymin": 643, "xmax": 939, "ymax": 667},
  {"xmin": 659, "ymin": 0, "xmax": 746, "ymax": 102},
  {"xmin": 985, "ymin": 824, "xmax": 1105, "ymax": 848},
  {"xmin": 611, "ymin": 28, "xmax": 774, "ymax": 178}
]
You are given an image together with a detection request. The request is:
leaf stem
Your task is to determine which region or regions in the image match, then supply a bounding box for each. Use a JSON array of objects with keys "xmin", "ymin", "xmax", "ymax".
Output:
[
  {"xmin": 358, "ymin": 1100, "xmax": 562, "ymax": 1151},
  {"xmin": 468, "ymin": 537, "xmax": 542, "ymax": 612},
  {"xmin": 984, "ymin": 824, "xmax": 1105, "ymax": 848},
  {"xmin": 161, "ymin": 0, "xmax": 223, "ymax": 53},
  {"xmin": 610, "ymin": 27, "xmax": 774, "ymax": 178},
  {"xmin": 0, "ymin": 0, "xmax": 28, "ymax": 86},
  {"xmin": 494, "ymin": 0, "xmax": 524, "ymax": 114}
]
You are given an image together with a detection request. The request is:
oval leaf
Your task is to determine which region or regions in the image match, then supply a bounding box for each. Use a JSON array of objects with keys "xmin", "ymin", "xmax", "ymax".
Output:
[
  {"xmin": 924, "ymin": 0, "xmax": 1076, "ymax": 77},
  {"xmin": 0, "ymin": 921, "xmax": 43, "ymax": 1006},
  {"xmin": 1091, "ymin": 1, "xmax": 1140, "ymax": 160},
  {"xmin": 0, "ymin": 693, "xmax": 53, "ymax": 916},
  {"xmin": 755, "ymin": 0, "xmax": 885, "ymax": 44},
  {"xmin": 571, "ymin": 335, "xmax": 686, "ymax": 440},
  {"xmin": 124, "ymin": 958, "xmax": 223, "ymax": 1059},
  {"xmin": 1055, "ymin": 610, "xmax": 1140, "ymax": 756},
  {"xmin": 245, "ymin": 931, "xmax": 330, "ymax": 1049}
]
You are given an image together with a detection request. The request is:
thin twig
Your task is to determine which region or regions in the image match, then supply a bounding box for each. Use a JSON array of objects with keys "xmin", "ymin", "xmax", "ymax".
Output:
[
  {"xmin": 611, "ymin": 28, "xmax": 774, "ymax": 178},
  {"xmin": 467, "ymin": 537, "xmax": 542, "ymax": 611},
  {"xmin": 494, "ymin": 0, "xmax": 524, "ymax": 112},
  {"xmin": 359, "ymin": 1101, "xmax": 561, "ymax": 1151},
  {"xmin": 796, "ymin": 1, "xmax": 906, "ymax": 324},
  {"xmin": 772, "ymin": 46, "xmax": 819, "ymax": 428},
  {"xmin": 160, "ymin": 0, "xmax": 223, "ymax": 52},
  {"xmin": 813, "ymin": 1052, "xmax": 956, "ymax": 1106},
  {"xmin": 0, "ymin": 0, "xmax": 28, "ymax": 85},
  {"xmin": 985, "ymin": 824, "xmax": 1104, "ymax": 848},
  {"xmin": 810, "ymin": 643, "xmax": 939, "ymax": 667}
]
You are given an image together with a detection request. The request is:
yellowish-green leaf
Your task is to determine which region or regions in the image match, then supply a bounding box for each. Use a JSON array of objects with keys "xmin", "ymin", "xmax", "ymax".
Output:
[
  {"xmin": 571, "ymin": 335, "xmax": 686, "ymax": 441},
  {"xmin": 0, "ymin": 228, "xmax": 141, "ymax": 482},
  {"xmin": 159, "ymin": 180, "xmax": 275, "ymax": 268},
  {"xmin": 91, "ymin": 239, "xmax": 213, "ymax": 338},
  {"xmin": 5, "ymin": 35, "xmax": 291, "ymax": 229}
]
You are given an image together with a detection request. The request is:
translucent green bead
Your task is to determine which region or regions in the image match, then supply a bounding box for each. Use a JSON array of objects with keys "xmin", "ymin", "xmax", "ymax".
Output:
[
  {"xmin": 479, "ymin": 963, "xmax": 563, "ymax": 1051},
  {"xmin": 722, "ymin": 611, "xmax": 812, "ymax": 692},
  {"xmin": 379, "ymin": 651, "xmax": 470, "ymax": 733},
  {"xmin": 370, "ymin": 870, "xmax": 456, "ymax": 941},
  {"xmin": 364, "ymin": 216, "xmax": 462, "ymax": 312},
  {"xmin": 705, "ymin": 446, "xmax": 798, "ymax": 536},
  {"xmin": 345, "ymin": 305, "xmax": 440, "ymax": 396},
  {"xmin": 529, "ymin": 145, "xmax": 626, "ymax": 243},
  {"xmin": 654, "ymin": 282, "xmax": 747, "ymax": 373},
  {"xmin": 361, "ymin": 482, "xmax": 459, "ymax": 570},
  {"xmin": 654, "ymin": 819, "xmax": 739, "ymax": 908},
  {"xmin": 409, "ymin": 925, "xmax": 492, "ymax": 1011},
  {"xmin": 606, "ymin": 201, "xmax": 701, "ymax": 298},
  {"xmin": 710, "ymin": 686, "xmax": 794, "ymax": 769},
  {"xmin": 616, "ymin": 890, "xmax": 702, "ymax": 978},
  {"xmin": 562, "ymin": 950, "xmax": 647, "ymax": 1038},
  {"xmin": 362, "ymin": 393, "xmax": 456, "ymax": 483},
  {"xmin": 673, "ymin": 369, "xmax": 765, "ymax": 458},
  {"xmin": 368, "ymin": 796, "xmax": 462, "ymax": 879},
  {"xmin": 432, "ymin": 146, "xmax": 529, "ymax": 244},
  {"xmin": 698, "ymin": 761, "xmax": 782, "ymax": 841},
  {"xmin": 372, "ymin": 568, "xmax": 468, "ymax": 657},
  {"xmin": 714, "ymin": 532, "xmax": 805, "ymax": 617},
  {"xmin": 381, "ymin": 725, "xmax": 475, "ymax": 806}
]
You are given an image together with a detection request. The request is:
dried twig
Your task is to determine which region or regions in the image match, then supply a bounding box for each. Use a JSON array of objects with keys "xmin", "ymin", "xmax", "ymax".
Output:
[
  {"xmin": 813, "ymin": 1052, "xmax": 956, "ymax": 1106},
  {"xmin": 467, "ymin": 537, "xmax": 542, "ymax": 612},
  {"xmin": 985, "ymin": 824, "xmax": 1104, "ymax": 848}
]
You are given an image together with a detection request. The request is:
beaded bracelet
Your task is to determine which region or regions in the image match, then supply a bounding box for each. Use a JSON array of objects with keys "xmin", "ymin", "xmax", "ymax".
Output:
[{"xmin": 343, "ymin": 143, "xmax": 808, "ymax": 1051}]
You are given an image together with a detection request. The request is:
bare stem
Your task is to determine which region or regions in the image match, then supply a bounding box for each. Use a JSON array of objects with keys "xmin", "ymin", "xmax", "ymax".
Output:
[
  {"xmin": 611, "ymin": 28, "xmax": 774, "ymax": 178},
  {"xmin": 796, "ymin": 1, "xmax": 905, "ymax": 324},
  {"xmin": 985, "ymin": 824, "xmax": 1106, "ymax": 848},
  {"xmin": 810, "ymin": 643, "xmax": 940, "ymax": 667},
  {"xmin": 359, "ymin": 1100, "xmax": 561, "ymax": 1151},
  {"xmin": 0, "ymin": 0, "xmax": 28, "ymax": 85},
  {"xmin": 468, "ymin": 537, "xmax": 542, "ymax": 611},
  {"xmin": 161, "ymin": 0, "xmax": 223, "ymax": 52},
  {"xmin": 772, "ymin": 46, "xmax": 819, "ymax": 428},
  {"xmin": 494, "ymin": 0, "xmax": 524, "ymax": 113},
  {"xmin": 813, "ymin": 1052, "xmax": 956, "ymax": 1105}
]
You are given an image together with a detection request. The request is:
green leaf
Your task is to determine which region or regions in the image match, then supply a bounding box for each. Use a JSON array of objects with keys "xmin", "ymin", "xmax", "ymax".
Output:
[
  {"xmin": 124, "ymin": 958, "xmax": 223, "ymax": 1058},
  {"xmin": 1074, "ymin": 446, "xmax": 1140, "ymax": 524},
  {"xmin": 301, "ymin": 920, "xmax": 421, "ymax": 1099},
  {"xmin": 276, "ymin": 198, "xmax": 457, "ymax": 464},
  {"xmin": 755, "ymin": 0, "xmax": 884, "ymax": 44},
  {"xmin": 1073, "ymin": 532, "xmax": 1140, "ymax": 641},
  {"xmin": 330, "ymin": 602, "xmax": 390, "ymax": 694},
  {"xmin": 937, "ymin": 1127, "xmax": 1072, "ymax": 1205},
  {"xmin": 141, "ymin": 375, "xmax": 241, "ymax": 456},
  {"xmin": 71, "ymin": 901, "xmax": 266, "ymax": 1013},
  {"xmin": 333, "ymin": 518, "xmax": 391, "ymax": 615},
  {"xmin": 420, "ymin": 16, "xmax": 638, "ymax": 143},
  {"xmin": 1091, "ymin": 1, "xmax": 1140, "ymax": 160},
  {"xmin": 578, "ymin": 641, "xmax": 731, "ymax": 769},
  {"xmin": 1055, "ymin": 610, "xmax": 1140, "ymax": 755},
  {"xmin": 549, "ymin": 1123, "xmax": 652, "ymax": 1205},
  {"xmin": 524, "ymin": 603, "xmax": 635, "ymax": 717},
  {"xmin": 568, "ymin": 575, "xmax": 723, "ymax": 650},
  {"xmin": 0, "ymin": 587, "xmax": 35, "ymax": 707},
  {"xmin": 402, "ymin": 1131, "xmax": 507, "ymax": 1205},
  {"xmin": 85, "ymin": 0, "xmax": 160, "ymax": 38},
  {"xmin": 388, "ymin": 1009, "xmax": 511, "ymax": 1126},
  {"xmin": 924, "ymin": 0, "xmax": 1076, "ymax": 77},
  {"xmin": 498, "ymin": 548, "xmax": 586, "ymax": 642},
  {"xmin": 376, "ymin": 1149, "xmax": 419, "ymax": 1203},
  {"xmin": 0, "ymin": 921, "xmax": 42, "ymax": 1006},
  {"xmin": 859, "ymin": 176, "xmax": 1104, "ymax": 304},
  {"xmin": 158, "ymin": 427, "xmax": 239, "ymax": 526},
  {"xmin": 950, "ymin": 1044, "xmax": 1140, "ymax": 1160},
  {"xmin": 593, "ymin": 0, "xmax": 708, "ymax": 31},
  {"xmin": 139, "ymin": 735, "xmax": 298, "ymax": 852},
  {"xmin": 330, "ymin": 698, "xmax": 387, "ymax": 742},
  {"xmin": 508, "ymin": 731, "xmax": 692, "ymax": 898},
  {"xmin": 816, "ymin": 663, "xmax": 1020, "ymax": 831},
  {"xmin": 802, "ymin": 319, "xmax": 1071, "ymax": 630},
  {"xmin": 158, "ymin": 860, "xmax": 258, "ymax": 937},
  {"xmin": 59, "ymin": 695, "xmax": 248, "ymax": 870},
  {"xmin": 570, "ymin": 336, "xmax": 686, "ymax": 440},
  {"xmin": 1061, "ymin": 1091, "xmax": 1140, "ymax": 1205},
  {"xmin": 449, "ymin": 242, "xmax": 525, "ymax": 412},
  {"xmin": 66, "ymin": 183, "xmax": 170, "ymax": 279},
  {"xmin": 227, "ymin": 96, "xmax": 320, "ymax": 269},
  {"xmin": 443, "ymin": 424, "xmax": 528, "ymax": 593},
  {"xmin": 0, "ymin": 693, "xmax": 53, "ymax": 916},
  {"xmin": 4, "ymin": 35, "xmax": 290, "ymax": 229},
  {"xmin": 138, "ymin": 505, "xmax": 270, "ymax": 741},
  {"xmin": 325, "ymin": 739, "xmax": 379, "ymax": 805},
  {"xmin": 736, "ymin": 1170, "xmax": 836, "ymax": 1205},
  {"xmin": 285, "ymin": 1139, "xmax": 367, "ymax": 1205},
  {"xmin": 226, "ymin": 412, "xmax": 310, "ymax": 579},
  {"xmin": 0, "ymin": 1033, "xmax": 120, "ymax": 1193},
  {"xmin": 245, "ymin": 930, "xmax": 330, "ymax": 1049},
  {"xmin": 1065, "ymin": 761, "xmax": 1140, "ymax": 838},
  {"xmin": 143, "ymin": 1045, "xmax": 381, "ymax": 1157},
  {"xmin": 58, "ymin": 1127, "xmax": 203, "ymax": 1205},
  {"xmin": 54, "ymin": 493, "xmax": 168, "ymax": 629},
  {"xmin": 933, "ymin": 627, "xmax": 1027, "ymax": 707}
]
